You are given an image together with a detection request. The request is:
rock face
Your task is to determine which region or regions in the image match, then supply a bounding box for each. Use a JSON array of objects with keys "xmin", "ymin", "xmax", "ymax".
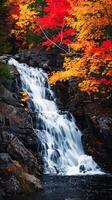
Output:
[
  {"xmin": 52, "ymin": 78, "xmax": 112, "ymax": 173},
  {"xmin": 0, "ymin": 131, "xmax": 41, "ymax": 174},
  {"xmin": 81, "ymin": 103, "xmax": 112, "ymax": 173},
  {"xmin": 13, "ymin": 48, "xmax": 64, "ymax": 72},
  {"xmin": 0, "ymin": 58, "xmax": 43, "ymax": 198}
]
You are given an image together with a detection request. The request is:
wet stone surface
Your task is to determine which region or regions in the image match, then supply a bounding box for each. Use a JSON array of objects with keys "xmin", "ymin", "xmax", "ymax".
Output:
[{"xmin": 16, "ymin": 175, "xmax": 112, "ymax": 200}]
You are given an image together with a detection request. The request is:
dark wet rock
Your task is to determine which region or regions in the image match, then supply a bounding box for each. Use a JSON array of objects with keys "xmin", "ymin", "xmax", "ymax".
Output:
[
  {"xmin": 0, "ymin": 93, "xmax": 42, "ymax": 163},
  {"xmin": 0, "ymin": 168, "xmax": 42, "ymax": 199},
  {"xmin": 79, "ymin": 165, "xmax": 86, "ymax": 173},
  {"xmin": 16, "ymin": 128, "xmax": 39, "ymax": 153},
  {"xmin": 23, "ymin": 174, "xmax": 43, "ymax": 191},
  {"xmin": 0, "ymin": 131, "xmax": 41, "ymax": 174},
  {"xmin": 52, "ymin": 81, "xmax": 69, "ymax": 111},
  {"xmin": 81, "ymin": 108, "xmax": 112, "ymax": 173},
  {"xmin": 2, "ymin": 176, "xmax": 21, "ymax": 197},
  {"xmin": 0, "ymin": 58, "xmax": 42, "ymax": 197},
  {"xmin": 0, "ymin": 154, "xmax": 42, "ymax": 199},
  {"xmin": 0, "ymin": 102, "xmax": 32, "ymax": 129},
  {"xmin": 0, "ymin": 85, "xmax": 19, "ymax": 107},
  {"xmin": 13, "ymin": 48, "xmax": 64, "ymax": 72},
  {"xmin": 0, "ymin": 55, "xmax": 12, "ymax": 64},
  {"xmin": 14, "ymin": 50, "xmax": 49, "ymax": 70},
  {"xmin": 0, "ymin": 153, "xmax": 14, "ymax": 170}
]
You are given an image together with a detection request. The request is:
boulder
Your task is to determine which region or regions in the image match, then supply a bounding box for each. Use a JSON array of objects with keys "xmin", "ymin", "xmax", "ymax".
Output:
[
  {"xmin": 0, "ymin": 102, "xmax": 32, "ymax": 130},
  {"xmin": 23, "ymin": 173, "xmax": 43, "ymax": 191},
  {"xmin": 0, "ymin": 131, "xmax": 41, "ymax": 174}
]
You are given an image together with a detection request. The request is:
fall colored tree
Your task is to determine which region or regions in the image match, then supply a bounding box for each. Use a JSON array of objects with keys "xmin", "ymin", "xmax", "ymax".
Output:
[
  {"xmin": 8, "ymin": 0, "xmax": 39, "ymax": 47},
  {"xmin": 34, "ymin": 0, "xmax": 75, "ymax": 49},
  {"xmin": 7, "ymin": 0, "xmax": 75, "ymax": 49},
  {"xmin": 49, "ymin": 0, "xmax": 112, "ymax": 99}
]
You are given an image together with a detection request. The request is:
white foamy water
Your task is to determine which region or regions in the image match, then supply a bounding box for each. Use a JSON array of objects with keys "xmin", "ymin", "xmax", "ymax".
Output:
[{"xmin": 8, "ymin": 58, "xmax": 102, "ymax": 175}]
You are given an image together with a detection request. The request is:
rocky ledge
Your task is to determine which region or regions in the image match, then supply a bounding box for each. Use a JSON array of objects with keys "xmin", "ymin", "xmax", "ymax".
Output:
[{"xmin": 0, "ymin": 57, "xmax": 43, "ymax": 199}]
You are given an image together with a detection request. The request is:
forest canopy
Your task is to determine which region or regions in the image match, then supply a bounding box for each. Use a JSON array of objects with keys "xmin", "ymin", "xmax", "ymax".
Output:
[{"xmin": 1, "ymin": 0, "xmax": 112, "ymax": 100}]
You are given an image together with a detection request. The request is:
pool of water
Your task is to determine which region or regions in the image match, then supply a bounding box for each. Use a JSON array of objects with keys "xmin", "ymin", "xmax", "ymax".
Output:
[{"xmin": 16, "ymin": 175, "xmax": 112, "ymax": 200}]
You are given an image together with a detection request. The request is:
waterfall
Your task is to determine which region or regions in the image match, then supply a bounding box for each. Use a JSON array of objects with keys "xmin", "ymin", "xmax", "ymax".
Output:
[{"xmin": 8, "ymin": 58, "xmax": 102, "ymax": 175}]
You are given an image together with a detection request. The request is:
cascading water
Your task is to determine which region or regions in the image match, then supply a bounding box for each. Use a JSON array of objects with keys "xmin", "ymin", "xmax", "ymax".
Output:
[{"xmin": 8, "ymin": 58, "xmax": 102, "ymax": 175}]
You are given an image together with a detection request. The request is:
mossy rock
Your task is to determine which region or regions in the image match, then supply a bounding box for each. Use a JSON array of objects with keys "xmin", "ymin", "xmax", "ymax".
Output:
[{"xmin": 0, "ymin": 62, "xmax": 12, "ymax": 80}]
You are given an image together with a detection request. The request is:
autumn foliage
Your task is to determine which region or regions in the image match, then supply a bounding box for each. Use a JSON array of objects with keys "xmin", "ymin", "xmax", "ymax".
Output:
[
  {"xmin": 49, "ymin": 0, "xmax": 112, "ymax": 99},
  {"xmin": 8, "ymin": 0, "xmax": 38, "ymax": 46},
  {"xmin": 5, "ymin": 0, "xmax": 112, "ymax": 99},
  {"xmin": 8, "ymin": 0, "xmax": 75, "ymax": 48},
  {"xmin": 34, "ymin": 0, "xmax": 75, "ymax": 48}
]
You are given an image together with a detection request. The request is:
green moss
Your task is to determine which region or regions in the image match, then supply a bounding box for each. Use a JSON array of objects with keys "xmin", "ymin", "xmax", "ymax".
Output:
[
  {"xmin": 0, "ymin": 62, "xmax": 12, "ymax": 80},
  {"xmin": 0, "ymin": 42, "xmax": 12, "ymax": 54}
]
